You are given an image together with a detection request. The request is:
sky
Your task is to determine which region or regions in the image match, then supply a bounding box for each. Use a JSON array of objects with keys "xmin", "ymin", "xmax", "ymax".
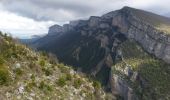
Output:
[{"xmin": 0, "ymin": 0, "xmax": 170, "ymax": 39}]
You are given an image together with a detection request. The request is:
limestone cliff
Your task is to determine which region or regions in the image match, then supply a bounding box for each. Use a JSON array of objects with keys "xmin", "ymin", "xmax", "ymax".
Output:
[
  {"xmin": 31, "ymin": 6, "xmax": 170, "ymax": 100},
  {"xmin": 112, "ymin": 7, "xmax": 170, "ymax": 63}
]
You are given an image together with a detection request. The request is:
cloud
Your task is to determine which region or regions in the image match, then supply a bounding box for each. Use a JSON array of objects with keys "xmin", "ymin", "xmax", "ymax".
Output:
[
  {"xmin": 1, "ymin": 0, "xmax": 169, "ymax": 22},
  {"xmin": 0, "ymin": 0, "xmax": 169, "ymax": 38},
  {"xmin": 0, "ymin": 9, "xmax": 57, "ymax": 38},
  {"xmin": 0, "ymin": 0, "xmax": 99, "ymax": 21}
]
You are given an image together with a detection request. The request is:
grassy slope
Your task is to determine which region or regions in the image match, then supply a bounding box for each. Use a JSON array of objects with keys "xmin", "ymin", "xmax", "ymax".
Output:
[
  {"xmin": 0, "ymin": 32, "xmax": 113, "ymax": 100},
  {"xmin": 112, "ymin": 40, "xmax": 170, "ymax": 100}
]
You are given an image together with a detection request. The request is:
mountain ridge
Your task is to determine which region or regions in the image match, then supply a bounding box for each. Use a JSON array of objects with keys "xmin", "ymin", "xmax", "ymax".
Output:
[{"xmin": 28, "ymin": 6, "xmax": 170, "ymax": 100}]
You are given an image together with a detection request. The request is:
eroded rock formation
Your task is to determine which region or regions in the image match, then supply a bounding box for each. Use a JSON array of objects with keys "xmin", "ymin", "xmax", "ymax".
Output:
[{"xmin": 32, "ymin": 6, "xmax": 170, "ymax": 100}]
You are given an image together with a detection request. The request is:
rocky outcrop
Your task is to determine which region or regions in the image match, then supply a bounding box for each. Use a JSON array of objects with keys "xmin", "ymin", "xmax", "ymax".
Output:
[
  {"xmin": 48, "ymin": 25, "xmax": 63, "ymax": 35},
  {"xmin": 112, "ymin": 7, "xmax": 170, "ymax": 63},
  {"xmin": 88, "ymin": 16, "xmax": 101, "ymax": 27},
  {"xmin": 47, "ymin": 7, "xmax": 170, "ymax": 64},
  {"xmin": 48, "ymin": 24, "xmax": 74, "ymax": 36},
  {"xmin": 32, "ymin": 6, "xmax": 170, "ymax": 100}
]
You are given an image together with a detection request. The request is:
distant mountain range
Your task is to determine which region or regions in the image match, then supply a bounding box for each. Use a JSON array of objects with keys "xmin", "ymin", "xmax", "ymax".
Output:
[
  {"xmin": 24, "ymin": 6, "xmax": 170, "ymax": 100},
  {"xmin": 20, "ymin": 34, "xmax": 45, "ymax": 44}
]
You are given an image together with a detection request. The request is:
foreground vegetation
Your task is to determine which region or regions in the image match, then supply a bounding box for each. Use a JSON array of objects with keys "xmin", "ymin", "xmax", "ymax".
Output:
[{"xmin": 0, "ymin": 32, "xmax": 113, "ymax": 100}]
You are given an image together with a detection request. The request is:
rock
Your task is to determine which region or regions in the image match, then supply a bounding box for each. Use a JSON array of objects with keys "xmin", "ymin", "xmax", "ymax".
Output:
[
  {"xmin": 15, "ymin": 63, "xmax": 21, "ymax": 69},
  {"xmin": 111, "ymin": 7, "xmax": 170, "ymax": 64},
  {"xmin": 101, "ymin": 11, "xmax": 118, "ymax": 19},
  {"xmin": 18, "ymin": 85, "xmax": 24, "ymax": 94},
  {"xmin": 70, "ymin": 20, "xmax": 80, "ymax": 27},
  {"xmin": 70, "ymin": 20, "xmax": 87, "ymax": 28},
  {"xmin": 124, "ymin": 67, "xmax": 133, "ymax": 77},
  {"xmin": 81, "ymin": 30, "xmax": 87, "ymax": 36},
  {"xmin": 88, "ymin": 16, "xmax": 101, "ymax": 27},
  {"xmin": 99, "ymin": 23, "xmax": 110, "ymax": 29},
  {"xmin": 17, "ymin": 95, "xmax": 21, "ymax": 99},
  {"xmin": 111, "ymin": 73, "xmax": 138, "ymax": 100},
  {"xmin": 63, "ymin": 24, "xmax": 74, "ymax": 32},
  {"xmin": 30, "ymin": 93, "xmax": 35, "ymax": 97},
  {"xmin": 48, "ymin": 25, "xmax": 63, "ymax": 35},
  {"xmin": 105, "ymin": 54, "xmax": 113, "ymax": 67},
  {"xmin": 131, "ymin": 72, "xmax": 139, "ymax": 82}
]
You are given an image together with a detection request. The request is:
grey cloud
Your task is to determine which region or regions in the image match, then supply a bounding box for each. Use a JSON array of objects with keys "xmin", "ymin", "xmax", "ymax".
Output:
[
  {"xmin": 0, "ymin": 0, "xmax": 169, "ymax": 22},
  {"xmin": 0, "ymin": 0, "xmax": 99, "ymax": 22}
]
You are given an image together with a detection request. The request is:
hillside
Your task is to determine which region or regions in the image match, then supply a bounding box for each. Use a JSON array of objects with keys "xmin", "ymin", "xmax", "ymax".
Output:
[
  {"xmin": 0, "ymin": 32, "xmax": 113, "ymax": 100},
  {"xmin": 111, "ymin": 40, "xmax": 170, "ymax": 100},
  {"xmin": 29, "ymin": 6, "xmax": 170, "ymax": 100}
]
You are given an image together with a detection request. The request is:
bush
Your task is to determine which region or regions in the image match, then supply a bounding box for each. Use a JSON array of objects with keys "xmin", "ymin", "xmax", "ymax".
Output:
[
  {"xmin": 0, "ymin": 56, "xmax": 4, "ymax": 65},
  {"xmin": 73, "ymin": 78, "xmax": 83, "ymax": 88},
  {"xmin": 25, "ymin": 81, "xmax": 37, "ymax": 92},
  {"xmin": 39, "ymin": 81, "xmax": 53, "ymax": 92},
  {"xmin": 56, "ymin": 76, "xmax": 66, "ymax": 87},
  {"xmin": 39, "ymin": 59, "xmax": 45, "ymax": 66},
  {"xmin": 43, "ymin": 68, "xmax": 53, "ymax": 76},
  {"xmin": 66, "ymin": 73, "xmax": 72, "ymax": 81},
  {"xmin": 0, "ymin": 65, "xmax": 10, "ymax": 85},
  {"xmin": 14, "ymin": 68, "xmax": 23, "ymax": 76},
  {"xmin": 92, "ymin": 81, "xmax": 101, "ymax": 89},
  {"xmin": 58, "ymin": 64, "xmax": 69, "ymax": 73}
]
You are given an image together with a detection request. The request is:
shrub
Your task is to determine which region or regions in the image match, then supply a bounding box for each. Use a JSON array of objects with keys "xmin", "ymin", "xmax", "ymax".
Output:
[
  {"xmin": 31, "ymin": 74, "xmax": 35, "ymax": 81},
  {"xmin": 44, "ymin": 68, "xmax": 53, "ymax": 76},
  {"xmin": 92, "ymin": 81, "xmax": 101, "ymax": 89},
  {"xmin": 73, "ymin": 78, "xmax": 83, "ymax": 88},
  {"xmin": 0, "ymin": 56, "xmax": 4, "ymax": 65},
  {"xmin": 14, "ymin": 68, "xmax": 23, "ymax": 76},
  {"xmin": 39, "ymin": 59, "xmax": 45, "ymax": 66},
  {"xmin": 56, "ymin": 76, "xmax": 66, "ymax": 87},
  {"xmin": 39, "ymin": 81, "xmax": 53, "ymax": 92},
  {"xmin": 58, "ymin": 64, "xmax": 69, "ymax": 73},
  {"xmin": 0, "ymin": 65, "xmax": 10, "ymax": 85},
  {"xmin": 25, "ymin": 81, "xmax": 37, "ymax": 92},
  {"xmin": 66, "ymin": 73, "xmax": 72, "ymax": 81}
]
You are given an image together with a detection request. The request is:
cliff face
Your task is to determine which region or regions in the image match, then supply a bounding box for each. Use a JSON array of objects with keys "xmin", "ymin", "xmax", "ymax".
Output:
[
  {"xmin": 31, "ymin": 7, "xmax": 170, "ymax": 100},
  {"xmin": 112, "ymin": 7, "xmax": 170, "ymax": 63}
]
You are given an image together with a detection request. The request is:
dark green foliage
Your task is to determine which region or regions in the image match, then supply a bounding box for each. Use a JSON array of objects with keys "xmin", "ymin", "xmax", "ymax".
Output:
[
  {"xmin": 56, "ymin": 76, "xmax": 66, "ymax": 87},
  {"xmin": 14, "ymin": 68, "xmax": 23, "ymax": 76},
  {"xmin": 39, "ymin": 59, "xmax": 45, "ymax": 66},
  {"xmin": 73, "ymin": 78, "xmax": 83, "ymax": 88},
  {"xmin": 58, "ymin": 64, "xmax": 69, "ymax": 73},
  {"xmin": 0, "ymin": 55, "xmax": 4, "ymax": 65},
  {"xmin": 43, "ymin": 68, "xmax": 53, "ymax": 76},
  {"xmin": 93, "ymin": 81, "xmax": 101, "ymax": 89},
  {"xmin": 39, "ymin": 81, "xmax": 53, "ymax": 92},
  {"xmin": 0, "ymin": 65, "xmax": 10, "ymax": 85},
  {"xmin": 31, "ymin": 74, "xmax": 35, "ymax": 81},
  {"xmin": 66, "ymin": 73, "xmax": 72, "ymax": 81}
]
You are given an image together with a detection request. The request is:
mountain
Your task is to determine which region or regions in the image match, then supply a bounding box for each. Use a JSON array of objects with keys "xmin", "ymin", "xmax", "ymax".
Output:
[
  {"xmin": 0, "ymin": 32, "xmax": 113, "ymax": 99},
  {"xmin": 20, "ymin": 34, "xmax": 45, "ymax": 45},
  {"xmin": 30, "ymin": 6, "xmax": 170, "ymax": 100}
]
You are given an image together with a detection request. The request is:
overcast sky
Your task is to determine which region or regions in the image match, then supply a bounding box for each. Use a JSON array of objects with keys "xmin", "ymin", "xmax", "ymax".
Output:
[{"xmin": 0, "ymin": 0, "xmax": 170, "ymax": 39}]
